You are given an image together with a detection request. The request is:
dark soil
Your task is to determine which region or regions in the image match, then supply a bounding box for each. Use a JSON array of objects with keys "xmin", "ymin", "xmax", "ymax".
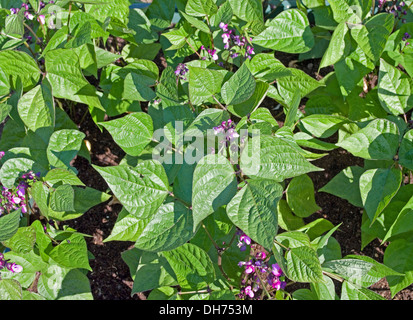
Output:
[{"xmin": 58, "ymin": 47, "xmax": 413, "ymax": 301}]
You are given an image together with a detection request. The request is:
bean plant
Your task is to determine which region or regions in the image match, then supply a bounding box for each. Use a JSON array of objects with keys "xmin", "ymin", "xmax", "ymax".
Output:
[{"xmin": 0, "ymin": 0, "xmax": 412, "ymax": 301}]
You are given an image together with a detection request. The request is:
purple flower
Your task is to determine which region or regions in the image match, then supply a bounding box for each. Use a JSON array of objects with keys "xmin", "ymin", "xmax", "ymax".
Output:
[
  {"xmin": 272, "ymin": 263, "xmax": 283, "ymax": 277},
  {"xmin": 175, "ymin": 63, "xmax": 188, "ymax": 80},
  {"xmin": 219, "ymin": 22, "xmax": 229, "ymax": 32},
  {"xmin": 244, "ymin": 285, "xmax": 254, "ymax": 298},
  {"xmin": 37, "ymin": 14, "xmax": 45, "ymax": 25},
  {"xmin": 240, "ymin": 234, "xmax": 251, "ymax": 245},
  {"xmin": 21, "ymin": 3, "xmax": 29, "ymax": 10},
  {"xmin": 0, "ymin": 151, "xmax": 5, "ymax": 160},
  {"xmin": 6, "ymin": 262, "xmax": 23, "ymax": 273}
]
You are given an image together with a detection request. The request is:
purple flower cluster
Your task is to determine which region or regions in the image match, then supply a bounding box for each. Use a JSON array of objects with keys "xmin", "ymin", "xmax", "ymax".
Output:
[
  {"xmin": 219, "ymin": 23, "xmax": 255, "ymax": 60},
  {"xmin": 238, "ymin": 251, "xmax": 287, "ymax": 299},
  {"xmin": 174, "ymin": 63, "xmax": 189, "ymax": 80},
  {"xmin": 237, "ymin": 232, "xmax": 251, "ymax": 251},
  {"xmin": 8, "ymin": 1, "xmax": 54, "ymax": 24},
  {"xmin": 0, "ymin": 253, "xmax": 23, "ymax": 274},
  {"xmin": 200, "ymin": 46, "xmax": 219, "ymax": 61},
  {"xmin": 213, "ymin": 119, "xmax": 240, "ymax": 142},
  {"xmin": 0, "ymin": 167, "xmax": 40, "ymax": 216},
  {"xmin": 391, "ymin": 1, "xmax": 408, "ymax": 23}
]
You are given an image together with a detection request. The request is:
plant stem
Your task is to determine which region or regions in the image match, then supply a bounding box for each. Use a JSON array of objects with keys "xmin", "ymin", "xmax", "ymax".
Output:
[
  {"xmin": 212, "ymin": 94, "xmax": 226, "ymax": 110},
  {"xmin": 23, "ymin": 22, "xmax": 42, "ymax": 44},
  {"xmin": 185, "ymin": 38, "xmax": 201, "ymax": 58},
  {"xmin": 274, "ymin": 239, "xmax": 290, "ymax": 251}
]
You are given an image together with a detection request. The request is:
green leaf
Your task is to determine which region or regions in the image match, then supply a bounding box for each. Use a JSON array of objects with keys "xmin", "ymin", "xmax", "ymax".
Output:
[
  {"xmin": 47, "ymin": 129, "xmax": 86, "ymax": 169},
  {"xmin": 192, "ymin": 154, "xmax": 237, "ymax": 231},
  {"xmin": 179, "ymin": 11, "xmax": 210, "ymax": 33},
  {"xmin": 227, "ymin": 81, "xmax": 269, "ymax": 118},
  {"xmin": 0, "ymin": 50, "xmax": 40, "ymax": 90},
  {"xmin": 399, "ymin": 129, "xmax": 413, "ymax": 170},
  {"xmin": 240, "ymin": 134, "xmax": 323, "ymax": 181},
  {"xmin": 50, "ymin": 184, "xmax": 76, "ymax": 212},
  {"xmin": 383, "ymin": 195, "xmax": 413, "ymax": 242},
  {"xmin": 17, "ymin": 80, "xmax": 55, "ymax": 133},
  {"xmin": 253, "ymin": 9, "xmax": 314, "ymax": 54},
  {"xmin": 286, "ymin": 246, "xmax": 324, "ymax": 283},
  {"xmin": 0, "ymin": 279, "xmax": 22, "ymax": 300},
  {"xmin": 350, "ymin": 13, "xmax": 394, "ymax": 64},
  {"xmin": 135, "ymin": 201, "xmax": 194, "ymax": 252},
  {"xmin": 49, "ymin": 233, "xmax": 91, "ymax": 271},
  {"xmin": 184, "ymin": 108, "xmax": 230, "ymax": 138},
  {"xmin": 2, "ymin": 226, "xmax": 36, "ymax": 254},
  {"xmin": 162, "ymin": 243, "xmax": 215, "ymax": 291},
  {"xmin": 221, "ymin": 63, "xmax": 256, "ymax": 106},
  {"xmin": 277, "ymin": 199, "xmax": 305, "ymax": 231},
  {"xmin": 185, "ymin": 0, "xmax": 217, "ymax": 17},
  {"xmin": 336, "ymin": 118, "xmax": 400, "ymax": 160},
  {"xmin": 226, "ymin": 179, "xmax": 282, "ymax": 249},
  {"xmin": 341, "ymin": 281, "xmax": 385, "ymax": 300},
  {"xmin": 286, "ymin": 174, "xmax": 321, "ymax": 218},
  {"xmin": 323, "ymin": 258, "xmax": 374, "ymax": 284},
  {"xmin": 0, "ymin": 158, "xmax": 42, "ymax": 189},
  {"xmin": 383, "ymin": 234, "xmax": 413, "ymax": 297},
  {"xmin": 84, "ymin": 0, "xmax": 129, "ymax": 24},
  {"xmin": 319, "ymin": 166, "xmax": 365, "ymax": 207},
  {"xmin": 320, "ymin": 21, "xmax": 350, "ymax": 69},
  {"xmin": 228, "ymin": 0, "xmax": 263, "ymax": 23},
  {"xmin": 104, "ymin": 208, "xmax": 149, "ymax": 242},
  {"xmin": 45, "ymin": 48, "xmax": 103, "ymax": 111},
  {"xmin": 0, "ymin": 210, "xmax": 21, "ymax": 242},
  {"xmin": 247, "ymin": 53, "xmax": 292, "ymax": 81},
  {"xmin": 359, "ymin": 168, "xmax": 402, "ymax": 223},
  {"xmin": 378, "ymin": 58, "xmax": 411, "ymax": 116},
  {"xmin": 300, "ymin": 114, "xmax": 350, "ymax": 138},
  {"xmin": 45, "ymin": 168, "xmax": 85, "ymax": 187},
  {"xmin": 93, "ymin": 160, "xmax": 169, "ymax": 218},
  {"xmin": 188, "ymin": 66, "xmax": 226, "ymax": 105},
  {"xmin": 99, "ymin": 112, "xmax": 153, "ymax": 156}
]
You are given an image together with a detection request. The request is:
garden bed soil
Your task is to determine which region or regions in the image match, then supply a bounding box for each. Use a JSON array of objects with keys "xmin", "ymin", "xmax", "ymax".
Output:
[{"xmin": 61, "ymin": 50, "xmax": 413, "ymax": 301}]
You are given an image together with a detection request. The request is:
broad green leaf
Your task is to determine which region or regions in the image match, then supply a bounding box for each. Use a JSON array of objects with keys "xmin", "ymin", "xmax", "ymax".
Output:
[
  {"xmin": 93, "ymin": 160, "xmax": 169, "ymax": 218},
  {"xmin": 323, "ymin": 259, "xmax": 374, "ymax": 285},
  {"xmin": 185, "ymin": 0, "xmax": 217, "ymax": 17},
  {"xmin": 293, "ymin": 132, "xmax": 338, "ymax": 151},
  {"xmin": 17, "ymin": 80, "xmax": 55, "ymax": 133},
  {"xmin": 188, "ymin": 66, "xmax": 225, "ymax": 105},
  {"xmin": 383, "ymin": 196, "xmax": 413, "ymax": 242},
  {"xmin": 0, "ymin": 279, "xmax": 22, "ymax": 300},
  {"xmin": 341, "ymin": 281, "xmax": 385, "ymax": 300},
  {"xmin": 99, "ymin": 112, "xmax": 153, "ymax": 156},
  {"xmin": 311, "ymin": 274, "xmax": 337, "ymax": 300},
  {"xmin": 192, "ymin": 154, "xmax": 237, "ymax": 230},
  {"xmin": 228, "ymin": 0, "xmax": 263, "ymax": 23},
  {"xmin": 359, "ymin": 168, "xmax": 402, "ymax": 223},
  {"xmin": 179, "ymin": 11, "xmax": 210, "ymax": 33},
  {"xmin": 0, "ymin": 50, "xmax": 40, "ymax": 90},
  {"xmin": 286, "ymin": 174, "xmax": 321, "ymax": 218},
  {"xmin": 240, "ymin": 134, "xmax": 323, "ymax": 181},
  {"xmin": 45, "ymin": 168, "xmax": 85, "ymax": 187},
  {"xmin": 319, "ymin": 166, "xmax": 365, "ymax": 207},
  {"xmin": 45, "ymin": 48, "xmax": 103, "ymax": 111},
  {"xmin": 46, "ymin": 129, "xmax": 86, "ymax": 169},
  {"xmin": 247, "ymin": 53, "xmax": 292, "ymax": 81},
  {"xmin": 84, "ymin": 0, "xmax": 129, "ymax": 24},
  {"xmin": 399, "ymin": 129, "xmax": 413, "ymax": 170},
  {"xmin": 300, "ymin": 114, "xmax": 351, "ymax": 138},
  {"xmin": 276, "ymin": 230, "xmax": 312, "ymax": 249},
  {"xmin": 378, "ymin": 59, "xmax": 411, "ymax": 116},
  {"xmin": 37, "ymin": 265, "xmax": 93, "ymax": 300},
  {"xmin": 276, "ymin": 68, "xmax": 323, "ymax": 106},
  {"xmin": 162, "ymin": 243, "xmax": 215, "ymax": 290},
  {"xmin": 104, "ymin": 208, "xmax": 149, "ymax": 242},
  {"xmin": 328, "ymin": 0, "xmax": 372, "ymax": 24},
  {"xmin": 284, "ymin": 89, "xmax": 301, "ymax": 128},
  {"xmin": 277, "ymin": 199, "xmax": 305, "ymax": 231},
  {"xmin": 253, "ymin": 9, "xmax": 314, "ymax": 54},
  {"xmin": 145, "ymin": 0, "xmax": 175, "ymax": 30},
  {"xmin": 336, "ymin": 118, "xmax": 400, "ymax": 160},
  {"xmin": 184, "ymin": 108, "xmax": 230, "ymax": 138},
  {"xmin": 2, "ymin": 226, "xmax": 36, "ymax": 254},
  {"xmin": 350, "ymin": 13, "xmax": 394, "ymax": 64},
  {"xmin": 286, "ymin": 246, "xmax": 324, "ymax": 283},
  {"xmin": 50, "ymin": 184, "xmax": 76, "ymax": 212},
  {"xmin": 383, "ymin": 234, "xmax": 413, "ymax": 297},
  {"xmin": 135, "ymin": 201, "xmax": 194, "ymax": 252},
  {"xmin": 0, "ymin": 210, "xmax": 21, "ymax": 242},
  {"xmin": 221, "ymin": 63, "xmax": 256, "ymax": 106},
  {"xmin": 226, "ymin": 179, "xmax": 282, "ymax": 249},
  {"xmin": 320, "ymin": 21, "xmax": 350, "ymax": 69},
  {"xmin": 48, "ymin": 233, "xmax": 91, "ymax": 271}
]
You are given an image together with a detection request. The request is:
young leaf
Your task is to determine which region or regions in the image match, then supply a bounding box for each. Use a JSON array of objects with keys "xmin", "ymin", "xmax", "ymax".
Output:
[
  {"xmin": 188, "ymin": 66, "xmax": 225, "ymax": 105},
  {"xmin": 185, "ymin": 0, "xmax": 217, "ymax": 17},
  {"xmin": 226, "ymin": 179, "xmax": 283, "ymax": 249},
  {"xmin": 319, "ymin": 21, "xmax": 350, "ymax": 69},
  {"xmin": 0, "ymin": 210, "xmax": 21, "ymax": 242},
  {"xmin": 300, "ymin": 114, "xmax": 351, "ymax": 138},
  {"xmin": 286, "ymin": 246, "xmax": 324, "ymax": 283}
]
